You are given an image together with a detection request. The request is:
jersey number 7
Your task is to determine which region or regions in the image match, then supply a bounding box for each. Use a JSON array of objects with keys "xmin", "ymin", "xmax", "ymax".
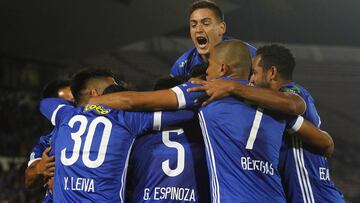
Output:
[{"xmin": 245, "ymin": 108, "xmax": 263, "ymax": 150}]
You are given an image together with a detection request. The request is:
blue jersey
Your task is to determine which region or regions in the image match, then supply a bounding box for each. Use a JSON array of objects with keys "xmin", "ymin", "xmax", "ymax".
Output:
[
  {"xmin": 126, "ymin": 119, "xmax": 210, "ymax": 203},
  {"xmin": 28, "ymin": 130, "xmax": 54, "ymax": 203},
  {"xmin": 39, "ymin": 98, "xmax": 194, "ymax": 203},
  {"xmin": 279, "ymin": 82, "xmax": 344, "ymax": 203},
  {"xmin": 171, "ymin": 78, "xmax": 300, "ymax": 203},
  {"xmin": 28, "ymin": 131, "xmax": 53, "ymax": 167},
  {"xmin": 170, "ymin": 36, "xmax": 257, "ymax": 77}
]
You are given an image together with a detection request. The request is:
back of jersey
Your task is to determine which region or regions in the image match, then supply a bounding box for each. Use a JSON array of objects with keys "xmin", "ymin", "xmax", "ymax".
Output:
[
  {"xmin": 127, "ymin": 121, "xmax": 210, "ymax": 203},
  {"xmin": 199, "ymin": 96, "xmax": 287, "ymax": 203},
  {"xmin": 48, "ymin": 103, "xmax": 154, "ymax": 202},
  {"xmin": 279, "ymin": 82, "xmax": 344, "ymax": 203}
]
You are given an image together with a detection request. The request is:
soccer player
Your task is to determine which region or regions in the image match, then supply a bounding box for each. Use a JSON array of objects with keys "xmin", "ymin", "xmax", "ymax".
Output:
[
  {"xmin": 25, "ymin": 79, "xmax": 73, "ymax": 203},
  {"xmin": 126, "ymin": 77, "xmax": 210, "ymax": 203},
  {"xmin": 39, "ymin": 69, "xmax": 195, "ymax": 202},
  {"xmin": 90, "ymin": 40, "xmax": 313, "ymax": 202},
  {"xmin": 188, "ymin": 44, "xmax": 345, "ymax": 202},
  {"xmin": 251, "ymin": 45, "xmax": 344, "ymax": 203},
  {"xmin": 170, "ymin": 0, "xmax": 256, "ymax": 78}
]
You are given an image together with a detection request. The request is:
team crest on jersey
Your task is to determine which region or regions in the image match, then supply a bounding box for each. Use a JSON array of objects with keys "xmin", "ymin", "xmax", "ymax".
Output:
[{"xmin": 84, "ymin": 104, "xmax": 110, "ymax": 115}]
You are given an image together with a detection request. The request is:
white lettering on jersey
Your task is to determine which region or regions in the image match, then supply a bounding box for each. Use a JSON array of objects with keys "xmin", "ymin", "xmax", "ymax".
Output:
[
  {"xmin": 241, "ymin": 156, "xmax": 274, "ymax": 175},
  {"xmin": 319, "ymin": 167, "xmax": 330, "ymax": 181},
  {"xmin": 63, "ymin": 176, "xmax": 95, "ymax": 192},
  {"xmin": 144, "ymin": 187, "xmax": 195, "ymax": 202}
]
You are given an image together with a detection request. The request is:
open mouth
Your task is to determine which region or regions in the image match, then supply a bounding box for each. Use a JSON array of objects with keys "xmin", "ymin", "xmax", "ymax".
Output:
[{"xmin": 196, "ymin": 36, "xmax": 208, "ymax": 47}]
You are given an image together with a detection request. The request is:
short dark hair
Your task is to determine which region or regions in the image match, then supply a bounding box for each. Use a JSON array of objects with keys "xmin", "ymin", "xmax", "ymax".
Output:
[
  {"xmin": 71, "ymin": 69, "xmax": 114, "ymax": 103},
  {"xmin": 42, "ymin": 79, "xmax": 71, "ymax": 98},
  {"xmin": 256, "ymin": 44, "xmax": 295, "ymax": 80},
  {"xmin": 189, "ymin": 0, "xmax": 224, "ymax": 22}
]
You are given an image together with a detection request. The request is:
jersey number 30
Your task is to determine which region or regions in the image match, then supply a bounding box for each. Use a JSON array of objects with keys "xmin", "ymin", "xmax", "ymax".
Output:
[{"xmin": 61, "ymin": 115, "xmax": 112, "ymax": 168}]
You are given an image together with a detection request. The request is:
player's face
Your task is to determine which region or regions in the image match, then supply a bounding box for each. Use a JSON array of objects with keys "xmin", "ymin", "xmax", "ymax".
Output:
[
  {"xmin": 251, "ymin": 55, "xmax": 271, "ymax": 88},
  {"xmin": 189, "ymin": 8, "xmax": 225, "ymax": 57},
  {"xmin": 58, "ymin": 86, "xmax": 74, "ymax": 101},
  {"xmin": 206, "ymin": 51, "xmax": 222, "ymax": 80}
]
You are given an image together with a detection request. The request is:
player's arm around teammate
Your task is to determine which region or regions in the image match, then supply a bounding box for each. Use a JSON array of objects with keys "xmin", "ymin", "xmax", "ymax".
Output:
[{"xmin": 25, "ymin": 147, "xmax": 54, "ymax": 188}]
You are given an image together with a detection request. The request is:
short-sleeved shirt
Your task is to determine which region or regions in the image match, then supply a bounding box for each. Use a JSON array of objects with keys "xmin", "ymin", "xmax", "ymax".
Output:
[
  {"xmin": 170, "ymin": 78, "xmax": 302, "ymax": 203},
  {"xmin": 278, "ymin": 82, "xmax": 345, "ymax": 203},
  {"xmin": 39, "ymin": 98, "xmax": 194, "ymax": 202}
]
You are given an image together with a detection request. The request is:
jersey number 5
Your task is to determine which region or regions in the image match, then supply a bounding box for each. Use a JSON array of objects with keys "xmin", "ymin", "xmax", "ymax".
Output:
[
  {"xmin": 61, "ymin": 115, "xmax": 112, "ymax": 168},
  {"xmin": 162, "ymin": 129, "xmax": 185, "ymax": 177}
]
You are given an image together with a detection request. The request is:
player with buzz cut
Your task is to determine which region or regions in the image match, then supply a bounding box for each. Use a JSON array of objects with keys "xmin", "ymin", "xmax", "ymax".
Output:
[
  {"xmin": 39, "ymin": 69, "xmax": 195, "ymax": 202},
  {"xmin": 89, "ymin": 40, "xmax": 333, "ymax": 203},
  {"xmin": 25, "ymin": 79, "xmax": 73, "ymax": 203},
  {"xmin": 187, "ymin": 44, "xmax": 345, "ymax": 203},
  {"xmin": 126, "ymin": 76, "xmax": 210, "ymax": 203}
]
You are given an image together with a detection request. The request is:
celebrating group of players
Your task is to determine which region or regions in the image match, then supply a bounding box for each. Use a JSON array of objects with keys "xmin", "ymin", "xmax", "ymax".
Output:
[{"xmin": 24, "ymin": 1, "xmax": 345, "ymax": 202}]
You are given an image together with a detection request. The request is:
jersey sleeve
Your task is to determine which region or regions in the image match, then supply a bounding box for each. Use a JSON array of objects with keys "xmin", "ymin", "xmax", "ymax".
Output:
[
  {"xmin": 280, "ymin": 83, "xmax": 307, "ymax": 113},
  {"xmin": 122, "ymin": 111, "xmax": 155, "ymax": 136},
  {"xmin": 280, "ymin": 84, "xmax": 302, "ymax": 96},
  {"xmin": 39, "ymin": 98, "xmax": 74, "ymax": 126},
  {"xmin": 153, "ymin": 110, "xmax": 195, "ymax": 130},
  {"xmin": 27, "ymin": 132, "xmax": 52, "ymax": 167},
  {"xmin": 123, "ymin": 110, "xmax": 195, "ymax": 135},
  {"xmin": 170, "ymin": 49, "xmax": 192, "ymax": 77},
  {"xmin": 170, "ymin": 82, "xmax": 206, "ymax": 109},
  {"xmin": 280, "ymin": 84, "xmax": 322, "ymax": 127},
  {"xmin": 286, "ymin": 115, "xmax": 305, "ymax": 134}
]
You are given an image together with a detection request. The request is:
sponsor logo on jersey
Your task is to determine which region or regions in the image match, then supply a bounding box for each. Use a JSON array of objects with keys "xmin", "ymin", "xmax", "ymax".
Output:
[{"xmin": 84, "ymin": 104, "xmax": 110, "ymax": 115}]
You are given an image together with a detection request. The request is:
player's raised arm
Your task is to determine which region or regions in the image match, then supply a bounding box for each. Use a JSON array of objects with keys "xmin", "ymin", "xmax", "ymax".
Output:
[
  {"xmin": 88, "ymin": 90, "xmax": 178, "ymax": 111},
  {"xmin": 288, "ymin": 116, "xmax": 334, "ymax": 157},
  {"xmin": 88, "ymin": 82, "xmax": 205, "ymax": 111},
  {"xmin": 189, "ymin": 79, "xmax": 305, "ymax": 115}
]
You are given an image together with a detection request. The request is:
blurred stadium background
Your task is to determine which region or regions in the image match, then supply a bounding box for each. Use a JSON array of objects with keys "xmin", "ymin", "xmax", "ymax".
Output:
[{"xmin": 0, "ymin": 0, "xmax": 359, "ymax": 202}]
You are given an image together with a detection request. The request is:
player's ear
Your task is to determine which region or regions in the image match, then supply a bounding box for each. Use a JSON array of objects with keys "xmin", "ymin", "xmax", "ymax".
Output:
[
  {"xmin": 89, "ymin": 88, "xmax": 100, "ymax": 97},
  {"xmin": 219, "ymin": 21, "xmax": 226, "ymax": 36},
  {"xmin": 269, "ymin": 66, "xmax": 278, "ymax": 81},
  {"xmin": 219, "ymin": 63, "xmax": 229, "ymax": 77}
]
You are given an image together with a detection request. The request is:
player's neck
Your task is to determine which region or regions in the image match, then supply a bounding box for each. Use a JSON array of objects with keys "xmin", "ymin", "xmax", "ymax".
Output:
[
  {"xmin": 272, "ymin": 78, "xmax": 292, "ymax": 90},
  {"xmin": 76, "ymin": 98, "xmax": 90, "ymax": 107},
  {"xmin": 226, "ymin": 72, "xmax": 248, "ymax": 81},
  {"xmin": 201, "ymin": 54, "xmax": 209, "ymax": 63}
]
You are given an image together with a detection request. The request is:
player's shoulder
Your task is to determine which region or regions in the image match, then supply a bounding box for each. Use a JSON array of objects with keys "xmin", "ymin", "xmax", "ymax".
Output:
[
  {"xmin": 173, "ymin": 47, "xmax": 198, "ymax": 67},
  {"xmin": 280, "ymin": 82, "xmax": 307, "ymax": 95},
  {"xmin": 82, "ymin": 104, "xmax": 124, "ymax": 121},
  {"xmin": 41, "ymin": 97, "xmax": 74, "ymax": 106},
  {"xmin": 39, "ymin": 129, "xmax": 55, "ymax": 145}
]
